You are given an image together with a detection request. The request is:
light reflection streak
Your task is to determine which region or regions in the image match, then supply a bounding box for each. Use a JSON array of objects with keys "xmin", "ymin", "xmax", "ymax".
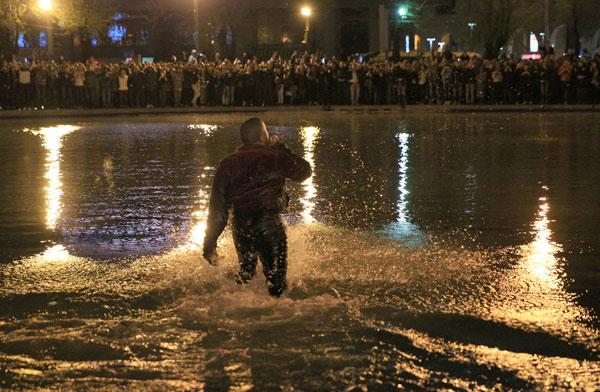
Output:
[
  {"xmin": 186, "ymin": 186, "xmax": 210, "ymax": 250},
  {"xmin": 173, "ymin": 127, "xmax": 219, "ymax": 254},
  {"xmin": 41, "ymin": 244, "xmax": 71, "ymax": 262},
  {"xmin": 28, "ymin": 125, "xmax": 79, "ymax": 231},
  {"xmin": 300, "ymin": 126, "xmax": 320, "ymax": 223},
  {"xmin": 396, "ymin": 132, "xmax": 410, "ymax": 223},
  {"xmin": 494, "ymin": 186, "xmax": 583, "ymax": 327},
  {"xmin": 525, "ymin": 194, "xmax": 562, "ymax": 289},
  {"xmin": 463, "ymin": 165, "xmax": 477, "ymax": 216},
  {"xmin": 188, "ymin": 124, "xmax": 218, "ymax": 136}
]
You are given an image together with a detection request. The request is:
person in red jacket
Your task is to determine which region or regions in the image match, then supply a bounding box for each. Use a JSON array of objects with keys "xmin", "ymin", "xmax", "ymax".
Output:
[{"xmin": 203, "ymin": 117, "xmax": 312, "ymax": 297}]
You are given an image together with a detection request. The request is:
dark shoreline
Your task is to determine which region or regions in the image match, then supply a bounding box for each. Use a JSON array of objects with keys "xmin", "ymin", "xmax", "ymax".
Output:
[{"xmin": 0, "ymin": 104, "xmax": 598, "ymax": 120}]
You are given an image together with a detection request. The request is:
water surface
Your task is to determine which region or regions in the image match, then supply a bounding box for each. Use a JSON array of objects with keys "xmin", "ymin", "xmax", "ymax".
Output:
[{"xmin": 0, "ymin": 112, "xmax": 598, "ymax": 390}]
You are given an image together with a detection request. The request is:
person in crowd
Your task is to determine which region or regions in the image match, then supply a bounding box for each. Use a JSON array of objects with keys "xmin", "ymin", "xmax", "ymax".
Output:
[
  {"xmin": 559, "ymin": 58, "xmax": 574, "ymax": 104},
  {"xmin": 202, "ymin": 118, "xmax": 311, "ymax": 297},
  {"xmin": 100, "ymin": 65, "xmax": 114, "ymax": 108},
  {"xmin": 350, "ymin": 61, "xmax": 360, "ymax": 106},
  {"xmin": 117, "ymin": 68, "xmax": 129, "ymax": 108},
  {"xmin": 72, "ymin": 63, "xmax": 86, "ymax": 108},
  {"xmin": 171, "ymin": 65, "xmax": 184, "ymax": 107},
  {"xmin": 592, "ymin": 61, "xmax": 600, "ymax": 105},
  {"xmin": 18, "ymin": 63, "xmax": 32, "ymax": 109},
  {"xmin": 157, "ymin": 65, "xmax": 171, "ymax": 107}
]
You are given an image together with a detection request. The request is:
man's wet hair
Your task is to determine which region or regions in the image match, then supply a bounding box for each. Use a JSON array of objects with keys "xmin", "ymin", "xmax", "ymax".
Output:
[{"xmin": 240, "ymin": 118, "xmax": 265, "ymax": 144}]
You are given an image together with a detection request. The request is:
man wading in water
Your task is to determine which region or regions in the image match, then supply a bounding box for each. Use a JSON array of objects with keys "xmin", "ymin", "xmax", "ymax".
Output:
[{"xmin": 203, "ymin": 118, "xmax": 312, "ymax": 297}]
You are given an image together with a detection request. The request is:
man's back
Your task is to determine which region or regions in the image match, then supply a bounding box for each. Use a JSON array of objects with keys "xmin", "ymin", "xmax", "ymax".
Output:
[{"xmin": 218, "ymin": 144, "xmax": 311, "ymax": 214}]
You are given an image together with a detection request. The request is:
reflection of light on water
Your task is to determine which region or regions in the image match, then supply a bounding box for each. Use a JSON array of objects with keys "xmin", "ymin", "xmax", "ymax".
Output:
[
  {"xmin": 463, "ymin": 165, "xmax": 477, "ymax": 216},
  {"xmin": 28, "ymin": 125, "xmax": 79, "ymax": 231},
  {"xmin": 184, "ymin": 122, "xmax": 217, "ymax": 249},
  {"xmin": 41, "ymin": 244, "xmax": 71, "ymax": 262},
  {"xmin": 224, "ymin": 362, "xmax": 253, "ymax": 392},
  {"xmin": 525, "ymin": 195, "xmax": 562, "ymax": 289},
  {"xmin": 495, "ymin": 187, "xmax": 581, "ymax": 327},
  {"xmin": 396, "ymin": 132, "xmax": 410, "ymax": 223},
  {"xmin": 188, "ymin": 124, "xmax": 218, "ymax": 135},
  {"xmin": 187, "ymin": 187, "xmax": 210, "ymax": 250},
  {"xmin": 173, "ymin": 165, "xmax": 214, "ymax": 253},
  {"xmin": 300, "ymin": 126, "xmax": 320, "ymax": 223},
  {"xmin": 382, "ymin": 131, "xmax": 424, "ymax": 248}
]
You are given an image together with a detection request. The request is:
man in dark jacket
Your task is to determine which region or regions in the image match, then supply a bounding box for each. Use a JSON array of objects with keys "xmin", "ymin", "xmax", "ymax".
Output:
[{"xmin": 203, "ymin": 118, "xmax": 312, "ymax": 297}]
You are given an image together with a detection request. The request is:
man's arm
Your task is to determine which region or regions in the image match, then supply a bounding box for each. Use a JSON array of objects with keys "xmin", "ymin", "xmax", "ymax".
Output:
[
  {"xmin": 202, "ymin": 164, "xmax": 228, "ymax": 261},
  {"xmin": 275, "ymin": 145, "xmax": 312, "ymax": 182}
]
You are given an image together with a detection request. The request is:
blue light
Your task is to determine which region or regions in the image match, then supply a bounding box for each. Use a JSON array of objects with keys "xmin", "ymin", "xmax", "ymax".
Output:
[
  {"xmin": 108, "ymin": 24, "xmax": 126, "ymax": 43},
  {"xmin": 91, "ymin": 38, "xmax": 99, "ymax": 47},
  {"xmin": 39, "ymin": 32, "xmax": 48, "ymax": 48},
  {"xmin": 18, "ymin": 32, "xmax": 28, "ymax": 48},
  {"xmin": 141, "ymin": 29, "xmax": 149, "ymax": 46}
]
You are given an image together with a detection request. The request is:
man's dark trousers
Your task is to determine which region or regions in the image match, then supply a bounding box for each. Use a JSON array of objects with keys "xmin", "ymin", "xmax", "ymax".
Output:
[{"xmin": 232, "ymin": 211, "xmax": 287, "ymax": 297}]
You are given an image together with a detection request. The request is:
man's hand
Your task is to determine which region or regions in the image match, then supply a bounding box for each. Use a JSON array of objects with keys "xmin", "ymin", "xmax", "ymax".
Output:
[
  {"xmin": 270, "ymin": 135, "xmax": 292, "ymax": 154},
  {"xmin": 203, "ymin": 247, "xmax": 219, "ymax": 266}
]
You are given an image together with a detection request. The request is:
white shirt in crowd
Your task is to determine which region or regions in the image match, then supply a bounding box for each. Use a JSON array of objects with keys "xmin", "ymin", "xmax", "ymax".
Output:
[
  {"xmin": 118, "ymin": 75, "xmax": 129, "ymax": 91},
  {"xmin": 19, "ymin": 70, "xmax": 31, "ymax": 84}
]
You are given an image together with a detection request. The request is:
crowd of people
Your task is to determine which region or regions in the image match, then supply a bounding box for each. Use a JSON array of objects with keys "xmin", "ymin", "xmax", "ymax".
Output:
[{"xmin": 1, "ymin": 50, "xmax": 600, "ymax": 110}]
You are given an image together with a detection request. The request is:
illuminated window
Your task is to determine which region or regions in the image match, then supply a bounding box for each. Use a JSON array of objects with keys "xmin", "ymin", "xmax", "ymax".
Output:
[
  {"xmin": 108, "ymin": 12, "xmax": 126, "ymax": 43},
  {"xmin": 530, "ymin": 33, "xmax": 539, "ymax": 52},
  {"xmin": 18, "ymin": 32, "xmax": 30, "ymax": 48},
  {"xmin": 39, "ymin": 32, "xmax": 48, "ymax": 48},
  {"xmin": 108, "ymin": 24, "xmax": 126, "ymax": 43}
]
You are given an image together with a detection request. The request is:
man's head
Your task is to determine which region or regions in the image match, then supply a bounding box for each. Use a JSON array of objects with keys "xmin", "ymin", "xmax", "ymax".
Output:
[{"xmin": 240, "ymin": 118, "xmax": 269, "ymax": 145}]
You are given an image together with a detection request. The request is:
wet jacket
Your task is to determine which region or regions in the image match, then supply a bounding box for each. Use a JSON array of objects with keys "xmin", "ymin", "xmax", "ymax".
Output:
[{"xmin": 203, "ymin": 143, "xmax": 312, "ymax": 254}]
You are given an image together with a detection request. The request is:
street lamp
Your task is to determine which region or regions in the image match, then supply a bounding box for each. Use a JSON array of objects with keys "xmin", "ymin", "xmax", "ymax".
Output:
[
  {"xmin": 397, "ymin": 5, "xmax": 409, "ymax": 19},
  {"xmin": 38, "ymin": 0, "xmax": 52, "ymax": 11},
  {"xmin": 38, "ymin": 0, "xmax": 54, "ymax": 58},
  {"xmin": 193, "ymin": 0, "xmax": 199, "ymax": 50},
  {"xmin": 301, "ymin": 6, "xmax": 312, "ymax": 47},
  {"xmin": 467, "ymin": 22, "xmax": 477, "ymax": 51}
]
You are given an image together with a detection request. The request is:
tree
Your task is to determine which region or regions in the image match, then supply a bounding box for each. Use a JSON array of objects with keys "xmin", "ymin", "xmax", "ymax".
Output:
[
  {"xmin": 137, "ymin": 0, "xmax": 193, "ymax": 60},
  {"xmin": 553, "ymin": 0, "xmax": 600, "ymax": 53},
  {"xmin": 472, "ymin": 0, "xmax": 518, "ymax": 58},
  {"xmin": 0, "ymin": 0, "xmax": 33, "ymax": 59},
  {"xmin": 507, "ymin": 0, "xmax": 600, "ymax": 54},
  {"xmin": 53, "ymin": 0, "xmax": 117, "ymax": 60}
]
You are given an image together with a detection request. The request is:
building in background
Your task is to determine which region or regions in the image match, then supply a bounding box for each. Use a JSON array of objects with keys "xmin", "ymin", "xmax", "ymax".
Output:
[{"xmin": 7, "ymin": 0, "xmax": 599, "ymax": 62}]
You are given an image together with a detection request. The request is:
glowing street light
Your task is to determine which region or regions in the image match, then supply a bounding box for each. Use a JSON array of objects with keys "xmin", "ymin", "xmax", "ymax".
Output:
[
  {"xmin": 38, "ymin": 0, "xmax": 52, "ymax": 11},
  {"xmin": 301, "ymin": 6, "xmax": 313, "ymax": 46},
  {"xmin": 38, "ymin": 0, "xmax": 54, "ymax": 57},
  {"xmin": 397, "ymin": 5, "xmax": 409, "ymax": 19}
]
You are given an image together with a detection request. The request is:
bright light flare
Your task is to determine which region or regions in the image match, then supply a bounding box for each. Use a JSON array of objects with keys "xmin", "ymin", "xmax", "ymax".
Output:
[
  {"xmin": 398, "ymin": 6, "xmax": 408, "ymax": 18},
  {"xmin": 301, "ymin": 6, "xmax": 312, "ymax": 17},
  {"xmin": 38, "ymin": 0, "xmax": 52, "ymax": 11}
]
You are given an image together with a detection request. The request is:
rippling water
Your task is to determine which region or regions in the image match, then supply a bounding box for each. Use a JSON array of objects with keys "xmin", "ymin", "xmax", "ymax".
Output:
[{"xmin": 0, "ymin": 113, "xmax": 598, "ymax": 390}]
